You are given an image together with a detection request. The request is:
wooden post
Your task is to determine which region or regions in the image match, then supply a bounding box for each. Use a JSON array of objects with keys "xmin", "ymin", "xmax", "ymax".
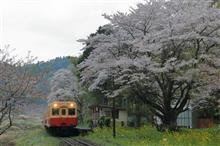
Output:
[{"xmin": 112, "ymin": 98, "xmax": 116, "ymax": 138}]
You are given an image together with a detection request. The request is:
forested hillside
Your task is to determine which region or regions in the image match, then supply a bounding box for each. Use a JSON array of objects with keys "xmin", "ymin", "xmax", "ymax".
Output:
[{"xmin": 30, "ymin": 57, "xmax": 72, "ymax": 98}]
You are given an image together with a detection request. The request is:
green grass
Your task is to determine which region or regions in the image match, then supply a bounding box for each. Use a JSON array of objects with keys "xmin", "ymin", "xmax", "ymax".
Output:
[
  {"xmin": 0, "ymin": 117, "xmax": 59, "ymax": 146},
  {"xmin": 1, "ymin": 116, "xmax": 220, "ymax": 146},
  {"xmin": 15, "ymin": 128, "xmax": 60, "ymax": 146},
  {"xmin": 85, "ymin": 125, "xmax": 220, "ymax": 146}
]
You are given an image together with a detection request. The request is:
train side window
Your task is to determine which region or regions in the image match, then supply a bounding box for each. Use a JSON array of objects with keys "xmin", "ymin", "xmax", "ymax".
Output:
[
  {"xmin": 68, "ymin": 108, "xmax": 75, "ymax": 115},
  {"xmin": 52, "ymin": 109, "xmax": 59, "ymax": 116}
]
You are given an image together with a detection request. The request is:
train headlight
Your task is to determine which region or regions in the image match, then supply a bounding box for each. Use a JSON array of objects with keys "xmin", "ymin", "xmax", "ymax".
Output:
[
  {"xmin": 53, "ymin": 103, "xmax": 57, "ymax": 108},
  {"xmin": 70, "ymin": 103, "xmax": 74, "ymax": 107}
]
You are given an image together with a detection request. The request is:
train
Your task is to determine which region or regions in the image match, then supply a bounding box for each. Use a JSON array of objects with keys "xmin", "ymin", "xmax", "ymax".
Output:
[{"xmin": 43, "ymin": 101, "xmax": 78, "ymax": 135}]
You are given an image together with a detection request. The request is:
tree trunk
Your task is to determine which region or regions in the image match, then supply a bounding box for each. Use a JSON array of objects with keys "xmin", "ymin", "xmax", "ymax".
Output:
[{"xmin": 161, "ymin": 113, "xmax": 178, "ymax": 131}]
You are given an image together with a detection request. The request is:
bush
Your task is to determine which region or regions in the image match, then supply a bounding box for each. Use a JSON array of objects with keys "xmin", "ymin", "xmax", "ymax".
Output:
[
  {"xmin": 98, "ymin": 116, "xmax": 105, "ymax": 128},
  {"xmin": 121, "ymin": 121, "xmax": 125, "ymax": 127},
  {"xmin": 87, "ymin": 119, "xmax": 94, "ymax": 129},
  {"xmin": 128, "ymin": 121, "xmax": 135, "ymax": 127},
  {"xmin": 97, "ymin": 116, "xmax": 112, "ymax": 128},
  {"xmin": 104, "ymin": 118, "xmax": 111, "ymax": 127}
]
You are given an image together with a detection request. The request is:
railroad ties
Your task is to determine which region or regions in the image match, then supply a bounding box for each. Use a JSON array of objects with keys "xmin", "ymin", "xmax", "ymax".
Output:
[{"xmin": 61, "ymin": 138, "xmax": 100, "ymax": 146}]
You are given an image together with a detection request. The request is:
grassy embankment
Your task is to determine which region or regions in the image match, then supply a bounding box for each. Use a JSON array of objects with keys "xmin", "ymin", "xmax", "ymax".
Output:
[
  {"xmin": 0, "ymin": 116, "xmax": 59, "ymax": 146},
  {"xmin": 1, "ymin": 116, "xmax": 219, "ymax": 146},
  {"xmin": 85, "ymin": 125, "xmax": 220, "ymax": 146}
]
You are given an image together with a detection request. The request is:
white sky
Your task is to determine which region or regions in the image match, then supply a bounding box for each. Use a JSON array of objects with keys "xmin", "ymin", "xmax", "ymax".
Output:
[{"xmin": 0, "ymin": 0, "xmax": 144, "ymax": 61}]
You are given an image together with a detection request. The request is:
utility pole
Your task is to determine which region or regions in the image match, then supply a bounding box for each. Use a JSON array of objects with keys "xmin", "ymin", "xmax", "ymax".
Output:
[{"xmin": 112, "ymin": 97, "xmax": 116, "ymax": 138}]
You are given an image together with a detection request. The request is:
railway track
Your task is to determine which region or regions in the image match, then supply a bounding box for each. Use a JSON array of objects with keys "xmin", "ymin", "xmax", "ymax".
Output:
[{"xmin": 61, "ymin": 138, "xmax": 99, "ymax": 146}]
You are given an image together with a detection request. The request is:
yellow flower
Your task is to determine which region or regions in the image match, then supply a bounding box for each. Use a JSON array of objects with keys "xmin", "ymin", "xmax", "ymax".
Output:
[{"xmin": 163, "ymin": 138, "xmax": 167, "ymax": 142}]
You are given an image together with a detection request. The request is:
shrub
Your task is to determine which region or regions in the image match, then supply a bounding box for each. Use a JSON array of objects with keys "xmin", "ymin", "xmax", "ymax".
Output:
[
  {"xmin": 98, "ymin": 116, "xmax": 105, "ymax": 128},
  {"xmin": 87, "ymin": 119, "xmax": 94, "ymax": 129},
  {"xmin": 104, "ymin": 118, "xmax": 111, "ymax": 127}
]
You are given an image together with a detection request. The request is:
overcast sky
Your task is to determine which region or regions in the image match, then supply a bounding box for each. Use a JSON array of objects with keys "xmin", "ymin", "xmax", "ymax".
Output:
[{"xmin": 0, "ymin": 0, "xmax": 144, "ymax": 61}]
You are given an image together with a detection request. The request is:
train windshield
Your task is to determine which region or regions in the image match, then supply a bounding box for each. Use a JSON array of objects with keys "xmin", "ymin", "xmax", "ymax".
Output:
[
  {"xmin": 52, "ymin": 109, "xmax": 59, "ymax": 116},
  {"xmin": 68, "ymin": 108, "xmax": 75, "ymax": 116},
  {"xmin": 61, "ymin": 109, "xmax": 66, "ymax": 115}
]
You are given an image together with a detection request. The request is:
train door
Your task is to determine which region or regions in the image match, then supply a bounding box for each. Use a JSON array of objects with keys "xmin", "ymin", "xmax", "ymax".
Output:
[{"xmin": 60, "ymin": 108, "xmax": 67, "ymax": 126}]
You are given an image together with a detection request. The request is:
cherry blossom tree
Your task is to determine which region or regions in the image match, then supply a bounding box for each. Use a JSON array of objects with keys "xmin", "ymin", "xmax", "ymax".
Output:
[
  {"xmin": 79, "ymin": 0, "xmax": 220, "ymax": 131},
  {"xmin": 47, "ymin": 69, "xmax": 79, "ymax": 104},
  {"xmin": 0, "ymin": 46, "xmax": 39, "ymax": 135}
]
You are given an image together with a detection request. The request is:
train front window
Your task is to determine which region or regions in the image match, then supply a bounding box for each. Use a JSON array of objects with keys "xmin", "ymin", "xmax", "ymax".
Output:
[
  {"xmin": 52, "ymin": 109, "xmax": 59, "ymax": 116},
  {"xmin": 68, "ymin": 108, "xmax": 75, "ymax": 116},
  {"xmin": 61, "ymin": 109, "xmax": 66, "ymax": 115}
]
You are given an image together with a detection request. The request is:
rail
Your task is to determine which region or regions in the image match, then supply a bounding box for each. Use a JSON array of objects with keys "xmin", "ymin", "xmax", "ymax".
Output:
[{"xmin": 61, "ymin": 138, "xmax": 99, "ymax": 146}]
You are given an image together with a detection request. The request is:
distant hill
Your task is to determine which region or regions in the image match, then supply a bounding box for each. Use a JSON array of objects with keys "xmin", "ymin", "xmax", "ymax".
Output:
[
  {"xmin": 34, "ymin": 57, "xmax": 70, "ymax": 74},
  {"xmin": 30, "ymin": 56, "xmax": 72, "ymax": 98}
]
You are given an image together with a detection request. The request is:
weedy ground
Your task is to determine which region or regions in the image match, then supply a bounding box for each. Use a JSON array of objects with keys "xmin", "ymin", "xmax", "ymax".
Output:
[
  {"xmin": 0, "ymin": 116, "xmax": 59, "ymax": 146},
  {"xmin": 85, "ymin": 125, "xmax": 220, "ymax": 146},
  {"xmin": 1, "ymin": 117, "xmax": 219, "ymax": 146}
]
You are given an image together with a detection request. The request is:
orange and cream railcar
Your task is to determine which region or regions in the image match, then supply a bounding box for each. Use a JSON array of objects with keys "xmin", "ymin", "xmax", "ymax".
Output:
[{"xmin": 43, "ymin": 101, "xmax": 78, "ymax": 128}]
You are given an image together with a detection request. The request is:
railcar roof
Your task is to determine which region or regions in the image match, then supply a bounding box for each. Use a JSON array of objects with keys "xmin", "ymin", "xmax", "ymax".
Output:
[{"xmin": 48, "ymin": 100, "xmax": 77, "ymax": 105}]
